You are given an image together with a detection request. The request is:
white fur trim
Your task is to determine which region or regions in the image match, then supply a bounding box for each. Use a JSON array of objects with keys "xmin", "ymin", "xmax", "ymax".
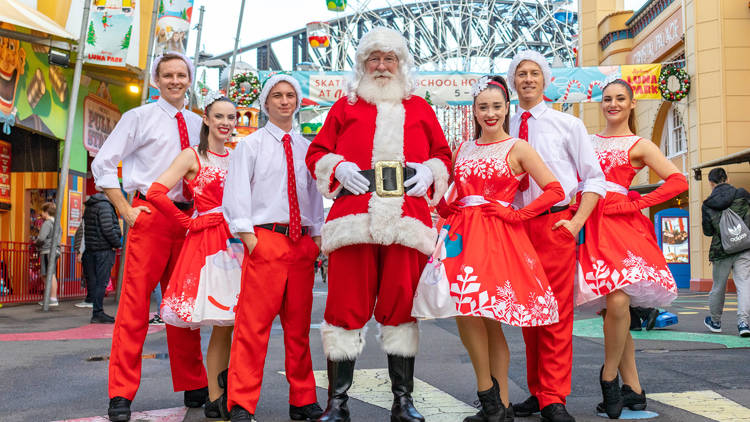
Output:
[
  {"xmin": 422, "ymin": 158, "xmax": 449, "ymax": 206},
  {"xmin": 506, "ymin": 50, "xmax": 552, "ymax": 93},
  {"xmin": 152, "ymin": 51, "xmax": 195, "ymax": 82},
  {"xmin": 314, "ymin": 153, "xmax": 346, "ymax": 199},
  {"xmin": 368, "ymin": 101, "xmax": 407, "ymax": 245},
  {"xmin": 259, "ymin": 74, "xmax": 303, "ymax": 116},
  {"xmin": 320, "ymin": 322, "xmax": 366, "ymax": 361},
  {"xmin": 378, "ymin": 322, "xmax": 419, "ymax": 357},
  {"xmin": 320, "ymin": 213, "xmax": 436, "ymax": 255}
]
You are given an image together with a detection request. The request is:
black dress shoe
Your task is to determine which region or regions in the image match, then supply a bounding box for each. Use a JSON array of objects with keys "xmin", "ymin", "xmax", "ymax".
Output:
[
  {"xmin": 511, "ymin": 395, "xmax": 539, "ymax": 417},
  {"xmin": 91, "ymin": 312, "xmax": 115, "ymax": 324},
  {"xmin": 205, "ymin": 397, "xmax": 222, "ymax": 419},
  {"xmin": 184, "ymin": 386, "xmax": 209, "ymax": 408},
  {"xmin": 108, "ymin": 396, "xmax": 131, "ymax": 422},
  {"xmin": 540, "ymin": 403, "xmax": 575, "ymax": 422},
  {"xmin": 230, "ymin": 405, "xmax": 257, "ymax": 422},
  {"xmin": 599, "ymin": 366, "xmax": 623, "ymax": 419},
  {"xmin": 289, "ymin": 402, "xmax": 324, "ymax": 420}
]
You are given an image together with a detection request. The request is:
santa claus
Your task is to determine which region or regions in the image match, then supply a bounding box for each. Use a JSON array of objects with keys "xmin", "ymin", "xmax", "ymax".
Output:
[{"xmin": 306, "ymin": 27, "xmax": 452, "ymax": 422}]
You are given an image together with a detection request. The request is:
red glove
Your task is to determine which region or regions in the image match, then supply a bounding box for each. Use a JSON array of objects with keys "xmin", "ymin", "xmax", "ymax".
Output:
[
  {"xmin": 435, "ymin": 197, "xmax": 464, "ymax": 219},
  {"xmin": 481, "ymin": 181, "xmax": 564, "ymax": 222},
  {"xmin": 604, "ymin": 173, "xmax": 687, "ymax": 215},
  {"xmin": 188, "ymin": 213, "xmax": 226, "ymax": 233},
  {"xmin": 146, "ymin": 182, "xmax": 191, "ymax": 229}
]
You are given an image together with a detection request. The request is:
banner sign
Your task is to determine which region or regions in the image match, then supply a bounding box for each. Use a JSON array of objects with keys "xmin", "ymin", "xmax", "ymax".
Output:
[
  {"xmin": 147, "ymin": 0, "xmax": 195, "ymax": 102},
  {"xmin": 260, "ymin": 64, "xmax": 663, "ymax": 107},
  {"xmin": 68, "ymin": 191, "xmax": 83, "ymax": 236},
  {"xmin": 85, "ymin": 1, "xmax": 136, "ymax": 67},
  {"xmin": 0, "ymin": 140, "xmax": 10, "ymax": 209},
  {"xmin": 83, "ymin": 94, "xmax": 122, "ymax": 156}
]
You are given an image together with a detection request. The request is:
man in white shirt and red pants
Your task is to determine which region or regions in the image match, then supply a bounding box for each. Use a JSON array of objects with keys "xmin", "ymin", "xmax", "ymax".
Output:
[
  {"xmin": 92, "ymin": 52, "xmax": 208, "ymax": 422},
  {"xmin": 507, "ymin": 51, "xmax": 606, "ymax": 422},
  {"xmin": 305, "ymin": 27, "xmax": 452, "ymax": 422},
  {"xmin": 222, "ymin": 74, "xmax": 325, "ymax": 422}
]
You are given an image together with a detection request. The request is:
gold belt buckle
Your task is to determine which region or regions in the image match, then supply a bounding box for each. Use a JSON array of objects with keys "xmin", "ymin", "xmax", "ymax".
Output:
[{"xmin": 374, "ymin": 161, "xmax": 404, "ymax": 197}]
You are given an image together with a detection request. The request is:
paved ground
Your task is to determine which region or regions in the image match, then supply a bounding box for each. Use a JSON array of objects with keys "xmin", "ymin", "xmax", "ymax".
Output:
[{"xmin": 1, "ymin": 281, "xmax": 749, "ymax": 422}]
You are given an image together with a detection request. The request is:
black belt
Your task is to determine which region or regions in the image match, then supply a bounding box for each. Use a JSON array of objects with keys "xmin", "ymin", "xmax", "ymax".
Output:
[
  {"xmin": 134, "ymin": 191, "xmax": 193, "ymax": 211},
  {"xmin": 256, "ymin": 223, "xmax": 310, "ymax": 237},
  {"xmin": 539, "ymin": 205, "xmax": 570, "ymax": 216},
  {"xmin": 338, "ymin": 161, "xmax": 417, "ymax": 197}
]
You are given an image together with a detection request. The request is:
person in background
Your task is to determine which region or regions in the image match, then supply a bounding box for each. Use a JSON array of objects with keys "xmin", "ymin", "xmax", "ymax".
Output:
[
  {"xmin": 574, "ymin": 79, "xmax": 686, "ymax": 418},
  {"xmin": 73, "ymin": 215, "xmax": 93, "ymax": 309},
  {"xmin": 36, "ymin": 202, "xmax": 61, "ymax": 307},
  {"xmin": 701, "ymin": 167, "xmax": 750, "ymax": 338},
  {"xmin": 91, "ymin": 51, "xmax": 208, "ymax": 421},
  {"xmin": 507, "ymin": 50, "xmax": 606, "ymax": 422},
  {"xmin": 82, "ymin": 193, "xmax": 122, "ymax": 324}
]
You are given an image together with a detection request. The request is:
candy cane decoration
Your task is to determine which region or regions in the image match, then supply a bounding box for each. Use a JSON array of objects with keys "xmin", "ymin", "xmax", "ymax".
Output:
[
  {"xmin": 587, "ymin": 80, "xmax": 605, "ymax": 101},
  {"xmin": 561, "ymin": 80, "xmax": 582, "ymax": 102}
]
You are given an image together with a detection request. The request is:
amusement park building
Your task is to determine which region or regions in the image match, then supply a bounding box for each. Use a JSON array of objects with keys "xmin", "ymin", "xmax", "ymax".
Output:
[{"xmin": 578, "ymin": 0, "xmax": 750, "ymax": 289}]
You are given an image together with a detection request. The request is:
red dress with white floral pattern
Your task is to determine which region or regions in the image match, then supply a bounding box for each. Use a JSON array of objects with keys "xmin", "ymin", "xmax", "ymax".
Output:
[
  {"xmin": 442, "ymin": 138, "xmax": 559, "ymax": 326},
  {"xmin": 161, "ymin": 147, "xmax": 244, "ymax": 328},
  {"xmin": 575, "ymin": 134, "xmax": 678, "ymax": 308}
]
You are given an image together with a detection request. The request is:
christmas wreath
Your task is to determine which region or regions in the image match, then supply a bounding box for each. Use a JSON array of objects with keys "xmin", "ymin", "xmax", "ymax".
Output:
[
  {"xmin": 228, "ymin": 72, "xmax": 261, "ymax": 107},
  {"xmin": 658, "ymin": 65, "xmax": 690, "ymax": 102}
]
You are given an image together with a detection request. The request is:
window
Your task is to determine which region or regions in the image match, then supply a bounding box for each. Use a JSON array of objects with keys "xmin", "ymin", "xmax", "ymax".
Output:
[{"xmin": 661, "ymin": 106, "xmax": 687, "ymax": 158}]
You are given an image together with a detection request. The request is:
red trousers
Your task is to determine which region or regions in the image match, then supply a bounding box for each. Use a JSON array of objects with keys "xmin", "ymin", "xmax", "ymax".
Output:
[
  {"xmin": 109, "ymin": 197, "xmax": 206, "ymax": 400},
  {"xmin": 521, "ymin": 209, "xmax": 576, "ymax": 408},
  {"xmin": 227, "ymin": 228, "xmax": 320, "ymax": 413},
  {"xmin": 325, "ymin": 244, "xmax": 427, "ymax": 329}
]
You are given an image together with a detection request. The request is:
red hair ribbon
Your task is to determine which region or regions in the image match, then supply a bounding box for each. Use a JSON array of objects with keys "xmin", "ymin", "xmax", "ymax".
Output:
[{"xmin": 487, "ymin": 80, "xmax": 508, "ymax": 99}]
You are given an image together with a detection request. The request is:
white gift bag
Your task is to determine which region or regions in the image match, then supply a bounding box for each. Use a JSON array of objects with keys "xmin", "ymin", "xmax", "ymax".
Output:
[{"xmin": 411, "ymin": 228, "xmax": 460, "ymax": 319}]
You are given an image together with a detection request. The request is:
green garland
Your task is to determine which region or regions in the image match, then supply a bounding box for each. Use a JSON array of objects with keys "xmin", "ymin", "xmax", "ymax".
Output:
[
  {"xmin": 658, "ymin": 65, "xmax": 690, "ymax": 102},
  {"xmin": 228, "ymin": 72, "xmax": 261, "ymax": 107}
]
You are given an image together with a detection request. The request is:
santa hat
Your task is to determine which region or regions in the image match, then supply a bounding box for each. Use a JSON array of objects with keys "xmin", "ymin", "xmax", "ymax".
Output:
[
  {"xmin": 258, "ymin": 74, "xmax": 303, "ymax": 116},
  {"xmin": 355, "ymin": 26, "xmax": 412, "ymax": 67},
  {"xmin": 151, "ymin": 51, "xmax": 195, "ymax": 82},
  {"xmin": 506, "ymin": 50, "xmax": 552, "ymax": 93}
]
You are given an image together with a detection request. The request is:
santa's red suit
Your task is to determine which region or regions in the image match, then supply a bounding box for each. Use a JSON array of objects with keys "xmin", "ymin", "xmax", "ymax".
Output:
[{"xmin": 306, "ymin": 28, "xmax": 451, "ymax": 422}]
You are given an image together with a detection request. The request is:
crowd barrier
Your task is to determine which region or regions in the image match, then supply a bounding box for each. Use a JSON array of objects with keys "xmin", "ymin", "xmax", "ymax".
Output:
[{"xmin": 0, "ymin": 241, "xmax": 120, "ymax": 305}]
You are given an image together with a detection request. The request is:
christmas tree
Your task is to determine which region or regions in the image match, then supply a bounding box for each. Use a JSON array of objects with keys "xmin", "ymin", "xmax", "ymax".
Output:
[
  {"xmin": 120, "ymin": 26, "xmax": 132, "ymax": 50},
  {"xmin": 158, "ymin": 0, "xmax": 165, "ymax": 15},
  {"xmin": 424, "ymin": 90, "xmax": 433, "ymax": 105},
  {"xmin": 87, "ymin": 21, "xmax": 96, "ymax": 46}
]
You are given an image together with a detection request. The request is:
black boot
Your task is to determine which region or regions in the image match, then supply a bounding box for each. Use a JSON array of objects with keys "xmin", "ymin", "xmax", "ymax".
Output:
[
  {"xmin": 463, "ymin": 377, "xmax": 506, "ymax": 422},
  {"xmin": 318, "ymin": 359, "xmax": 355, "ymax": 422},
  {"xmin": 217, "ymin": 369, "xmax": 230, "ymax": 420},
  {"xmin": 387, "ymin": 355, "xmax": 425, "ymax": 422},
  {"xmin": 599, "ymin": 366, "xmax": 623, "ymax": 419}
]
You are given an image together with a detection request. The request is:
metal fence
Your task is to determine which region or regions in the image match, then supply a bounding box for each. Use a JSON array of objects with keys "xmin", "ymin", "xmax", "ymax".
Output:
[{"xmin": 0, "ymin": 241, "xmax": 120, "ymax": 304}]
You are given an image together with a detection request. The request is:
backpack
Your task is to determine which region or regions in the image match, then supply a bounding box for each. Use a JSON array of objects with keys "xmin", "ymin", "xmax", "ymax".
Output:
[{"xmin": 719, "ymin": 208, "xmax": 750, "ymax": 254}]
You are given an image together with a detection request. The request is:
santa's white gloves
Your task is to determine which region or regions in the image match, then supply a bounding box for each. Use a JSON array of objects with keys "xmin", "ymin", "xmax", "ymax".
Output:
[
  {"xmin": 404, "ymin": 162, "xmax": 434, "ymax": 197},
  {"xmin": 335, "ymin": 161, "xmax": 370, "ymax": 195}
]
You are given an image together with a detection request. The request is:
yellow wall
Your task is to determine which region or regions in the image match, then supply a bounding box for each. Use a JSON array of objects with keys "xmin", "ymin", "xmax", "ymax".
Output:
[{"xmin": 0, "ymin": 172, "xmax": 83, "ymax": 244}]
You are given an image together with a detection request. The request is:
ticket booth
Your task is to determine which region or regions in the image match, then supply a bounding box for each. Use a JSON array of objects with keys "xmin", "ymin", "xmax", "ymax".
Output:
[{"xmin": 654, "ymin": 208, "xmax": 690, "ymax": 288}]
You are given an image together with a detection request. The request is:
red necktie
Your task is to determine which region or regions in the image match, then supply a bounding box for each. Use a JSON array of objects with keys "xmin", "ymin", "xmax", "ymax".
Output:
[
  {"xmin": 281, "ymin": 134, "xmax": 302, "ymax": 242},
  {"xmin": 518, "ymin": 111, "xmax": 532, "ymax": 191},
  {"xmin": 175, "ymin": 111, "xmax": 193, "ymax": 201}
]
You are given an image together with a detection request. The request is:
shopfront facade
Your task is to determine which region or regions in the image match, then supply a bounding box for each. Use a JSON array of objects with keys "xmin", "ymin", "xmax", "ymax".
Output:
[{"xmin": 579, "ymin": 0, "xmax": 750, "ymax": 288}]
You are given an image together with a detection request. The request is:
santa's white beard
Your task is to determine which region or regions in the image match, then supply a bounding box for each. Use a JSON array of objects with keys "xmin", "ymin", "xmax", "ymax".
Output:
[{"xmin": 356, "ymin": 71, "xmax": 407, "ymax": 104}]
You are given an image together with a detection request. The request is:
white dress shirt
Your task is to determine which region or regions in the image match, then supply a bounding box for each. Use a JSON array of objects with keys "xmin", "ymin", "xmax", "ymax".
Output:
[
  {"xmin": 222, "ymin": 121, "xmax": 325, "ymax": 236},
  {"xmin": 91, "ymin": 97, "xmax": 201, "ymax": 202},
  {"xmin": 510, "ymin": 101, "xmax": 606, "ymax": 207}
]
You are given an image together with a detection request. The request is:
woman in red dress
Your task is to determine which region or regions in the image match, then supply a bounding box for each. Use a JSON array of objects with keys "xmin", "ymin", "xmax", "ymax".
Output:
[
  {"xmin": 146, "ymin": 93, "xmax": 241, "ymax": 420},
  {"xmin": 575, "ymin": 79, "xmax": 687, "ymax": 418},
  {"xmin": 435, "ymin": 75, "xmax": 564, "ymax": 422}
]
